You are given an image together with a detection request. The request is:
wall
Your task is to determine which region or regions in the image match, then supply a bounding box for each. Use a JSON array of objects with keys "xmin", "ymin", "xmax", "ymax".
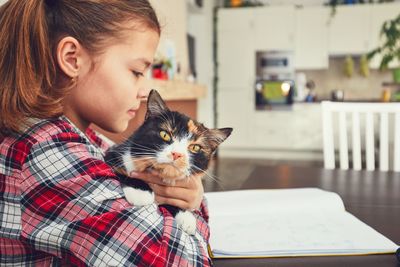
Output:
[
  {"xmin": 149, "ymin": 0, "xmax": 189, "ymax": 80},
  {"xmin": 301, "ymin": 57, "xmax": 392, "ymax": 101},
  {"xmin": 187, "ymin": 1, "xmax": 216, "ymax": 128}
]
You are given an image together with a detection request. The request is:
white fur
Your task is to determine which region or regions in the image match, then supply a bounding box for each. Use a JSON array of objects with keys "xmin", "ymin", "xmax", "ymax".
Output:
[
  {"xmin": 175, "ymin": 210, "xmax": 196, "ymax": 235},
  {"xmin": 122, "ymin": 150, "xmax": 136, "ymax": 173},
  {"xmin": 157, "ymin": 137, "xmax": 189, "ymax": 164},
  {"xmin": 156, "ymin": 136, "xmax": 191, "ymax": 176},
  {"xmin": 122, "ymin": 187, "xmax": 154, "ymax": 206}
]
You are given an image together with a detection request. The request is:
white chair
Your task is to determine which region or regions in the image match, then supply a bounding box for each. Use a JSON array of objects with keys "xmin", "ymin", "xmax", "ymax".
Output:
[{"xmin": 321, "ymin": 101, "xmax": 400, "ymax": 172}]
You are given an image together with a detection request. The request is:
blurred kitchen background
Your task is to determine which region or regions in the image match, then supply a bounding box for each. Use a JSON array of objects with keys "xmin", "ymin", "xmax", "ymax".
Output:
[
  {"xmin": 148, "ymin": 0, "xmax": 399, "ymax": 163},
  {"xmin": 3, "ymin": 0, "xmax": 398, "ymax": 188}
]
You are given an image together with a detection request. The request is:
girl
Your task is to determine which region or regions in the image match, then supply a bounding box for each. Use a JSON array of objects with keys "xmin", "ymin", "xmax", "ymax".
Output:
[{"xmin": 0, "ymin": 0, "xmax": 211, "ymax": 266}]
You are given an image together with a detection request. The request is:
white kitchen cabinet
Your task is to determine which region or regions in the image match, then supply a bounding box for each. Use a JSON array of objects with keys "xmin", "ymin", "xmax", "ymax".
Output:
[
  {"xmin": 368, "ymin": 3, "xmax": 400, "ymax": 69},
  {"xmin": 217, "ymin": 8, "xmax": 255, "ymax": 89},
  {"xmin": 253, "ymin": 6, "xmax": 296, "ymax": 51},
  {"xmin": 251, "ymin": 104, "xmax": 322, "ymax": 150},
  {"xmin": 294, "ymin": 7, "xmax": 329, "ymax": 69},
  {"xmin": 252, "ymin": 112, "xmax": 296, "ymax": 149},
  {"xmin": 218, "ymin": 102, "xmax": 324, "ymax": 159},
  {"xmin": 217, "ymin": 8, "xmax": 254, "ymax": 32},
  {"xmin": 328, "ymin": 5, "xmax": 371, "ymax": 55},
  {"xmin": 217, "ymin": 30, "xmax": 255, "ymax": 88},
  {"xmin": 217, "ymin": 89, "xmax": 253, "ymax": 148}
]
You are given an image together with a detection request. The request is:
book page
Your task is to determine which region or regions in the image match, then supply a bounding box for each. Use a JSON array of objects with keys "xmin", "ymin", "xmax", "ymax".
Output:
[
  {"xmin": 206, "ymin": 188, "xmax": 345, "ymax": 216},
  {"xmin": 205, "ymin": 188, "xmax": 399, "ymax": 257}
]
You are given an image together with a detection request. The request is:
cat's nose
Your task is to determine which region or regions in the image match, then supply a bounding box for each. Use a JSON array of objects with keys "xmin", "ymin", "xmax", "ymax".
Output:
[{"xmin": 171, "ymin": 152, "xmax": 183, "ymax": 161}]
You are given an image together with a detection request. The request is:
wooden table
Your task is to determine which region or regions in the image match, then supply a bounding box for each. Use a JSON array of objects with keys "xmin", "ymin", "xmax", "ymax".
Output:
[{"xmin": 209, "ymin": 164, "xmax": 400, "ymax": 267}]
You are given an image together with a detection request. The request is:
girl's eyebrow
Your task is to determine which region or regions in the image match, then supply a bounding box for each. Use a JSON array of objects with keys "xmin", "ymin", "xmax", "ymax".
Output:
[{"xmin": 134, "ymin": 58, "xmax": 152, "ymax": 69}]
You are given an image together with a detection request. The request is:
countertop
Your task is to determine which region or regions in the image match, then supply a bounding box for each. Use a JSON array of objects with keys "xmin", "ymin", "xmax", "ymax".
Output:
[{"xmin": 149, "ymin": 79, "xmax": 207, "ymax": 101}]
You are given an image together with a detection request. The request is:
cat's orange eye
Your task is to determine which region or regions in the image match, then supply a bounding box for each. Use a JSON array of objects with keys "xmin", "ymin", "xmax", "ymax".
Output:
[
  {"xmin": 189, "ymin": 144, "xmax": 202, "ymax": 153},
  {"xmin": 160, "ymin": 130, "xmax": 171, "ymax": 142}
]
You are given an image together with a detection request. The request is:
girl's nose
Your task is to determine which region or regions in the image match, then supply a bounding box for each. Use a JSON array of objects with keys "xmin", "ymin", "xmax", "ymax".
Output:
[{"xmin": 138, "ymin": 86, "xmax": 150, "ymax": 101}]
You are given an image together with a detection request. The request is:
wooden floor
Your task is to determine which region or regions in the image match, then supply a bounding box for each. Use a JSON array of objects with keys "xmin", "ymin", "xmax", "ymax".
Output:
[{"xmin": 204, "ymin": 157, "xmax": 323, "ymax": 192}]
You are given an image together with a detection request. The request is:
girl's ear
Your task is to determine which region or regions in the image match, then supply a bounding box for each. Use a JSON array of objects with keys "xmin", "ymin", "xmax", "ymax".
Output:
[{"xmin": 56, "ymin": 36, "xmax": 87, "ymax": 79}]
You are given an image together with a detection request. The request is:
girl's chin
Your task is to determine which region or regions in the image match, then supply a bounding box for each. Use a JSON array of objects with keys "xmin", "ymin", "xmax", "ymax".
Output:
[{"xmin": 104, "ymin": 120, "xmax": 130, "ymax": 134}]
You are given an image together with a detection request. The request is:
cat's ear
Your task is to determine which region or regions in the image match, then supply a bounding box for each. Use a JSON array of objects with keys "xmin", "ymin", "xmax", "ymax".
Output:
[
  {"xmin": 145, "ymin": 89, "xmax": 169, "ymax": 119},
  {"xmin": 207, "ymin": 127, "xmax": 233, "ymax": 150}
]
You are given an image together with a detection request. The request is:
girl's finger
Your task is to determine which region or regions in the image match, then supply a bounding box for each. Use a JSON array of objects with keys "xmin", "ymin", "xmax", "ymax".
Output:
[
  {"xmin": 173, "ymin": 174, "xmax": 203, "ymax": 189},
  {"xmin": 154, "ymin": 195, "xmax": 192, "ymax": 210},
  {"xmin": 151, "ymin": 184, "xmax": 187, "ymax": 200}
]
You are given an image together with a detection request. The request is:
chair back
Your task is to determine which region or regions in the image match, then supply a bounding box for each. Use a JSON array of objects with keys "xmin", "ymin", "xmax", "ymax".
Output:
[{"xmin": 322, "ymin": 101, "xmax": 400, "ymax": 171}]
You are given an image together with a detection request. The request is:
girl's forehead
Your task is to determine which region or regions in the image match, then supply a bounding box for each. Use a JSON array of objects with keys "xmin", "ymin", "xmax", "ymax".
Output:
[{"xmin": 102, "ymin": 27, "xmax": 159, "ymax": 62}]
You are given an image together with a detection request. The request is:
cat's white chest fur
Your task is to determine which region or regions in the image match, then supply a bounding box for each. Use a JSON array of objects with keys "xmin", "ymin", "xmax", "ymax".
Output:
[
  {"xmin": 122, "ymin": 186, "xmax": 197, "ymax": 235},
  {"xmin": 122, "ymin": 151, "xmax": 136, "ymax": 174},
  {"xmin": 122, "ymin": 151, "xmax": 155, "ymax": 204},
  {"xmin": 121, "ymin": 150, "xmax": 197, "ymax": 235},
  {"xmin": 122, "ymin": 187, "xmax": 155, "ymax": 206}
]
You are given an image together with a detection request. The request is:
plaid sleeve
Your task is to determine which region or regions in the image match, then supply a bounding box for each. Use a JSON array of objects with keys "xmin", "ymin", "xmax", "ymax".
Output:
[
  {"xmin": 85, "ymin": 127, "xmax": 114, "ymax": 153},
  {"xmin": 194, "ymin": 198, "xmax": 209, "ymax": 223},
  {"xmin": 19, "ymin": 132, "xmax": 212, "ymax": 267}
]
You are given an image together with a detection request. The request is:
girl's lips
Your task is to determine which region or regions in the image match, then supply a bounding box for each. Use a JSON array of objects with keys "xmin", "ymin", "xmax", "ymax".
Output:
[{"xmin": 128, "ymin": 108, "xmax": 138, "ymax": 117}]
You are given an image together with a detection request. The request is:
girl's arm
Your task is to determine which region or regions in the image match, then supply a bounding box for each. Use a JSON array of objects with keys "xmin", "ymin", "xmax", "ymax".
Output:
[{"xmin": 20, "ymin": 133, "xmax": 211, "ymax": 267}]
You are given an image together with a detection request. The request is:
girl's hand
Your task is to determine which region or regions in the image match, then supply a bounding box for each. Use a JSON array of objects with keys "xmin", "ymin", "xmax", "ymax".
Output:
[{"xmin": 129, "ymin": 170, "xmax": 204, "ymax": 211}]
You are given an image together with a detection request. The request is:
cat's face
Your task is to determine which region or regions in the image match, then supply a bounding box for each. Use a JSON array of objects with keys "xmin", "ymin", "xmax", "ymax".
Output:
[{"xmin": 124, "ymin": 90, "xmax": 232, "ymax": 182}]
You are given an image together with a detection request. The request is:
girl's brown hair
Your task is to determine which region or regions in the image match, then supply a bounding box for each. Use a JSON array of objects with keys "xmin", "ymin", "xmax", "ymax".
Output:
[{"xmin": 0, "ymin": 0, "xmax": 160, "ymax": 137}]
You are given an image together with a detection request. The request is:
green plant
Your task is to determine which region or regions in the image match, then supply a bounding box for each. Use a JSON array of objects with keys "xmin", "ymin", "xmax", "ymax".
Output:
[
  {"xmin": 328, "ymin": 0, "xmax": 393, "ymax": 19},
  {"xmin": 367, "ymin": 13, "xmax": 400, "ymax": 70}
]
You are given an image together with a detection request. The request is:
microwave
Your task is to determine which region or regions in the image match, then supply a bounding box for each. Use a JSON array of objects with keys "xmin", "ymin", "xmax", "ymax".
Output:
[
  {"xmin": 256, "ymin": 51, "xmax": 294, "ymax": 80},
  {"xmin": 255, "ymin": 79, "xmax": 294, "ymax": 109}
]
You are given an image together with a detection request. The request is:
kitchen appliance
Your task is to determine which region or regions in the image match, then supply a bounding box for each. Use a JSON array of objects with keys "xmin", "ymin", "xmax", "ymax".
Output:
[
  {"xmin": 255, "ymin": 51, "xmax": 295, "ymax": 109},
  {"xmin": 256, "ymin": 50, "xmax": 294, "ymax": 80},
  {"xmin": 255, "ymin": 80, "xmax": 294, "ymax": 107}
]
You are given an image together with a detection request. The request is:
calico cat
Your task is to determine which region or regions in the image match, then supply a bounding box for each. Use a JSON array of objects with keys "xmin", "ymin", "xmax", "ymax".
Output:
[{"xmin": 105, "ymin": 89, "xmax": 232, "ymax": 235}]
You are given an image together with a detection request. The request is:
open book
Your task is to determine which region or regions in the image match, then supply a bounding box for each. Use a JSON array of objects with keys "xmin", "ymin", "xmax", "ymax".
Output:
[{"xmin": 205, "ymin": 188, "xmax": 399, "ymax": 258}]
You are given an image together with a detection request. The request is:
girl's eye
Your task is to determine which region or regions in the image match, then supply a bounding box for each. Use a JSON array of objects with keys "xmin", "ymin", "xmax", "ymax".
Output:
[
  {"xmin": 189, "ymin": 144, "xmax": 202, "ymax": 153},
  {"xmin": 132, "ymin": 70, "xmax": 144, "ymax": 78},
  {"xmin": 160, "ymin": 130, "xmax": 171, "ymax": 142}
]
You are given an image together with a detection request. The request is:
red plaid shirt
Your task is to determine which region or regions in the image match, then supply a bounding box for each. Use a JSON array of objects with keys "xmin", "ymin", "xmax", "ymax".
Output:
[{"xmin": 0, "ymin": 116, "xmax": 211, "ymax": 266}]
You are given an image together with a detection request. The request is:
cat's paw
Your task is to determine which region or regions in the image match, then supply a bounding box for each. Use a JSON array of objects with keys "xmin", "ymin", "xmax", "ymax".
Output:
[
  {"xmin": 122, "ymin": 187, "xmax": 154, "ymax": 206},
  {"xmin": 175, "ymin": 210, "xmax": 196, "ymax": 235}
]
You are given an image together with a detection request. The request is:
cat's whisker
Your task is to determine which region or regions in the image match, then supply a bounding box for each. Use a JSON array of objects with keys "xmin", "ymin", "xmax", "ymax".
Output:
[
  {"xmin": 113, "ymin": 132, "xmax": 136, "ymax": 143},
  {"xmin": 129, "ymin": 154, "xmax": 156, "ymax": 159},
  {"xmin": 106, "ymin": 156, "xmax": 157, "ymax": 173},
  {"xmin": 106, "ymin": 151, "xmax": 156, "ymax": 163},
  {"xmin": 115, "ymin": 137, "xmax": 157, "ymax": 150},
  {"xmin": 190, "ymin": 165, "xmax": 224, "ymax": 189},
  {"xmin": 191, "ymin": 167, "xmax": 218, "ymax": 181},
  {"xmin": 131, "ymin": 152, "xmax": 157, "ymax": 156},
  {"xmin": 126, "ymin": 142, "xmax": 158, "ymax": 152},
  {"xmin": 108, "ymin": 143, "xmax": 157, "ymax": 155},
  {"xmin": 105, "ymin": 153, "xmax": 156, "ymax": 163},
  {"xmin": 131, "ymin": 157, "xmax": 157, "ymax": 163}
]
